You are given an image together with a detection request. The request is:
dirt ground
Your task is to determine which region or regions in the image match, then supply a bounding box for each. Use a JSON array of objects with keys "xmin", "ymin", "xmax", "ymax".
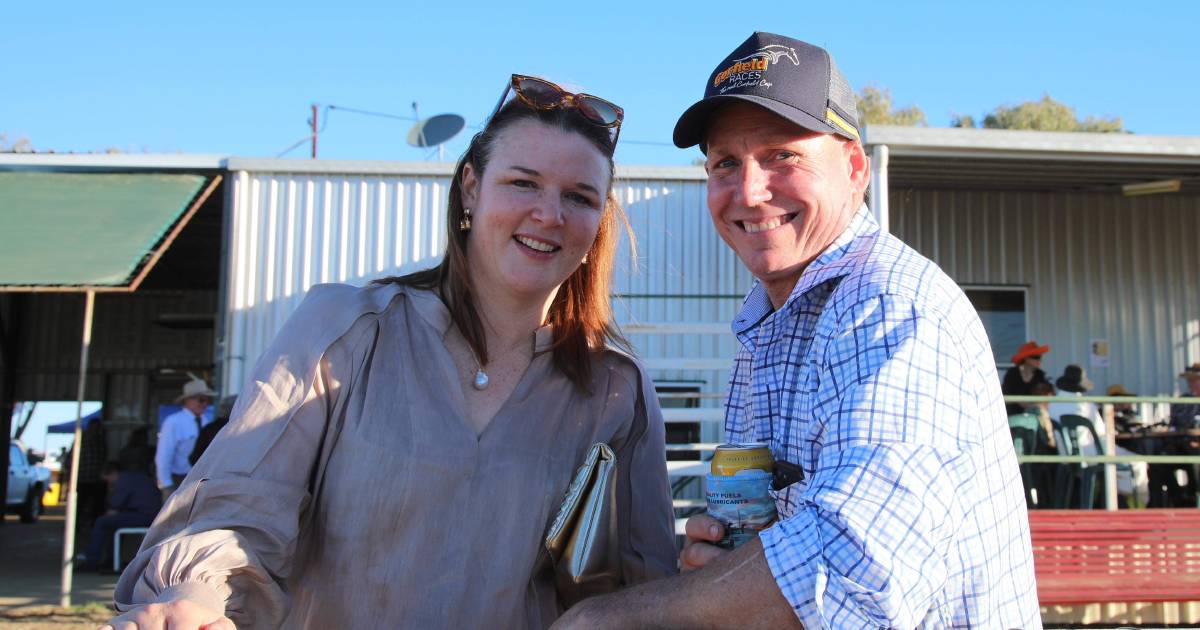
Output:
[
  {"xmin": 0, "ymin": 508, "xmax": 120, "ymax": 629},
  {"xmin": 0, "ymin": 604, "xmax": 111, "ymax": 630}
]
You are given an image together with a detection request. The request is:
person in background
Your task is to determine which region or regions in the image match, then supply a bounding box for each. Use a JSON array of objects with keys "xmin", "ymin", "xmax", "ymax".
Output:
[
  {"xmin": 1028, "ymin": 381, "xmax": 1059, "ymax": 507},
  {"xmin": 1169, "ymin": 363, "xmax": 1200, "ymax": 431},
  {"xmin": 154, "ymin": 378, "xmax": 215, "ymax": 501},
  {"xmin": 79, "ymin": 457, "xmax": 162, "ymax": 572},
  {"xmin": 119, "ymin": 427, "xmax": 154, "ymax": 477},
  {"xmin": 1049, "ymin": 364, "xmax": 1149, "ymax": 506},
  {"xmin": 1002, "ymin": 340, "xmax": 1051, "ymax": 416},
  {"xmin": 76, "ymin": 415, "xmax": 108, "ymax": 533},
  {"xmin": 1168, "ymin": 363, "xmax": 1200, "ymax": 504},
  {"xmin": 189, "ymin": 395, "xmax": 236, "ymax": 466},
  {"xmin": 1107, "ymin": 383, "xmax": 1143, "ymax": 433}
]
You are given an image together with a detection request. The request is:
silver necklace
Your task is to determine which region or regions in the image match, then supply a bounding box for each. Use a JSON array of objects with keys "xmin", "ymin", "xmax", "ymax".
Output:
[{"xmin": 469, "ymin": 332, "xmax": 534, "ymax": 391}]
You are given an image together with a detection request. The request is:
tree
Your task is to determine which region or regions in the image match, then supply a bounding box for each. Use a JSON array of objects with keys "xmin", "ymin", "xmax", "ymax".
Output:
[
  {"xmin": 957, "ymin": 94, "xmax": 1124, "ymax": 133},
  {"xmin": 0, "ymin": 133, "xmax": 33, "ymax": 153},
  {"xmin": 856, "ymin": 85, "xmax": 927, "ymax": 127}
]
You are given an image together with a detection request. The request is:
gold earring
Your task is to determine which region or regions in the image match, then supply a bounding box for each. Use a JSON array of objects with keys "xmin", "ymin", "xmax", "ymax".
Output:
[{"xmin": 460, "ymin": 207, "xmax": 472, "ymax": 232}]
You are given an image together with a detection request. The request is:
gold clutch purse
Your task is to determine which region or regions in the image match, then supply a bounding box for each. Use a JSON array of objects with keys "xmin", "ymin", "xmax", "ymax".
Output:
[{"xmin": 544, "ymin": 442, "xmax": 620, "ymax": 605}]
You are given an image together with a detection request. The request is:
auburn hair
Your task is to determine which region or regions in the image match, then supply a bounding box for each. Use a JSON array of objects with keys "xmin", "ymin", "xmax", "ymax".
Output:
[{"xmin": 376, "ymin": 97, "xmax": 634, "ymax": 390}]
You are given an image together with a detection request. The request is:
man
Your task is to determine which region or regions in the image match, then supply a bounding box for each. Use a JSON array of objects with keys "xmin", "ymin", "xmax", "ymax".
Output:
[
  {"xmin": 1169, "ymin": 363, "xmax": 1200, "ymax": 431},
  {"xmin": 555, "ymin": 33, "xmax": 1040, "ymax": 628},
  {"xmin": 189, "ymin": 395, "xmax": 236, "ymax": 466},
  {"xmin": 155, "ymin": 378, "xmax": 215, "ymax": 500}
]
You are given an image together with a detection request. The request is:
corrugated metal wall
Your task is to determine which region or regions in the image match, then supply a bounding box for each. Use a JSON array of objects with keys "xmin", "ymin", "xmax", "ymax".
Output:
[
  {"xmin": 890, "ymin": 188, "xmax": 1200, "ymax": 396},
  {"xmin": 220, "ymin": 168, "xmax": 747, "ymax": 412},
  {"xmin": 221, "ymin": 165, "xmax": 1200, "ymax": 406},
  {"xmin": 222, "ymin": 170, "xmax": 451, "ymax": 393}
]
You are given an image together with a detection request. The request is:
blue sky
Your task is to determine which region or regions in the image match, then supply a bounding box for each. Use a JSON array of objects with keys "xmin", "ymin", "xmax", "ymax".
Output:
[{"xmin": 3, "ymin": 0, "xmax": 1198, "ymax": 167}]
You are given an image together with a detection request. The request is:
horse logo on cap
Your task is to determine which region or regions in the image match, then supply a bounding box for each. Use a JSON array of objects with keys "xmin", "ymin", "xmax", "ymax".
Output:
[{"xmin": 732, "ymin": 45, "xmax": 800, "ymax": 67}]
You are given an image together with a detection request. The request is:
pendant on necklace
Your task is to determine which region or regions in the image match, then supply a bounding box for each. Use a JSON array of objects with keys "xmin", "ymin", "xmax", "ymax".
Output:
[{"xmin": 472, "ymin": 368, "xmax": 490, "ymax": 391}]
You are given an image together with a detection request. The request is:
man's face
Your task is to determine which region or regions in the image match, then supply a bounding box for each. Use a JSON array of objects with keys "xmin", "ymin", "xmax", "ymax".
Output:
[
  {"xmin": 1188, "ymin": 377, "xmax": 1200, "ymax": 396},
  {"xmin": 703, "ymin": 103, "xmax": 869, "ymax": 307},
  {"xmin": 183, "ymin": 395, "xmax": 211, "ymax": 414}
]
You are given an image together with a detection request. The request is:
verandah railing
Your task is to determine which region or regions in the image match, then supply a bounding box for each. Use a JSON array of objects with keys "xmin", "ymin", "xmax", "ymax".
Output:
[{"xmin": 627, "ymin": 321, "xmax": 1200, "ymax": 513}]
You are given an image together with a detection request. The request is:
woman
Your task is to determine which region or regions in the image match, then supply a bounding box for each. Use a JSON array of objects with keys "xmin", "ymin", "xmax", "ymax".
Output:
[
  {"xmin": 104, "ymin": 75, "xmax": 677, "ymax": 629},
  {"xmin": 1002, "ymin": 340, "xmax": 1050, "ymax": 416}
]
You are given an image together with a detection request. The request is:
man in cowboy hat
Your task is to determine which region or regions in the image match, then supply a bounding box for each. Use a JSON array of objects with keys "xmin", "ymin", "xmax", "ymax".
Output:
[
  {"xmin": 554, "ymin": 31, "xmax": 1039, "ymax": 630},
  {"xmin": 155, "ymin": 377, "xmax": 216, "ymax": 500},
  {"xmin": 1170, "ymin": 363, "xmax": 1200, "ymax": 432}
]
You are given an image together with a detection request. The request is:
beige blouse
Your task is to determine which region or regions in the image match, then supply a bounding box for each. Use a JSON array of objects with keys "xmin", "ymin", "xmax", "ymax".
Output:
[{"xmin": 113, "ymin": 283, "xmax": 677, "ymax": 629}]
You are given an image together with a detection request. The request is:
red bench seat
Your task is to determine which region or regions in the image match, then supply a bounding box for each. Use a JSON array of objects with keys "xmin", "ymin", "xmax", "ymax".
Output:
[{"xmin": 1029, "ymin": 509, "xmax": 1200, "ymax": 605}]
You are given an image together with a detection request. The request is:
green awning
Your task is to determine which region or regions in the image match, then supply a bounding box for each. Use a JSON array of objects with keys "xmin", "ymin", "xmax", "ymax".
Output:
[{"xmin": 0, "ymin": 172, "xmax": 209, "ymax": 288}]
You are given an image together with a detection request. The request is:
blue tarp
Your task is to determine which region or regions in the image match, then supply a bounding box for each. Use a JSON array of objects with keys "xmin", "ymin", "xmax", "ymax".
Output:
[
  {"xmin": 46, "ymin": 409, "xmax": 103, "ymax": 434},
  {"xmin": 46, "ymin": 405, "xmax": 213, "ymax": 434}
]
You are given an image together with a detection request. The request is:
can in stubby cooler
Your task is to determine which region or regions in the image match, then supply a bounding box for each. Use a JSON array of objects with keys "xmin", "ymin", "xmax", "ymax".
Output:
[{"xmin": 705, "ymin": 443, "xmax": 777, "ymax": 549}]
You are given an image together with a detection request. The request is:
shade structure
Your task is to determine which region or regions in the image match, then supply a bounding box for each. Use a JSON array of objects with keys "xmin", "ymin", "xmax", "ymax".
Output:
[{"xmin": 0, "ymin": 172, "xmax": 210, "ymax": 289}]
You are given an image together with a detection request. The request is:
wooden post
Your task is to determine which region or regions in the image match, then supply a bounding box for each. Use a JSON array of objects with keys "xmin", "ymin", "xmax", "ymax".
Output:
[{"xmin": 60, "ymin": 291, "xmax": 95, "ymax": 607}]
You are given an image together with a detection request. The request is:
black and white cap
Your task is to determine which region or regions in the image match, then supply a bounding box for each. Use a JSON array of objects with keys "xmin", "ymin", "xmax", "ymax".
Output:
[{"xmin": 673, "ymin": 32, "xmax": 861, "ymax": 150}]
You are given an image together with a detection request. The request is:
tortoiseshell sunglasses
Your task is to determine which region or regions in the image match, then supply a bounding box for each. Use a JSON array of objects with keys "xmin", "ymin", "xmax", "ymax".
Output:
[{"xmin": 490, "ymin": 74, "xmax": 624, "ymax": 143}]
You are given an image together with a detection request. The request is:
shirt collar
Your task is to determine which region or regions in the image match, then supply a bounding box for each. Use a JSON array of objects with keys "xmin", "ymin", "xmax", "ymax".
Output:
[
  {"xmin": 407, "ymin": 286, "xmax": 555, "ymax": 353},
  {"xmin": 732, "ymin": 204, "xmax": 878, "ymax": 336}
]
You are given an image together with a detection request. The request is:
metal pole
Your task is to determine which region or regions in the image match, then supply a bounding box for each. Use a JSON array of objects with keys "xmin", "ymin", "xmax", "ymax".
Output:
[
  {"xmin": 60, "ymin": 290, "xmax": 94, "ymax": 608},
  {"xmin": 869, "ymin": 144, "xmax": 889, "ymax": 233},
  {"xmin": 1103, "ymin": 403, "xmax": 1118, "ymax": 510}
]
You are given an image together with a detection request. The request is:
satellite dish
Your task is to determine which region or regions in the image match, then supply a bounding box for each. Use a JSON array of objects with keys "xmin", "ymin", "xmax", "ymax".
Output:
[{"xmin": 407, "ymin": 113, "xmax": 466, "ymax": 148}]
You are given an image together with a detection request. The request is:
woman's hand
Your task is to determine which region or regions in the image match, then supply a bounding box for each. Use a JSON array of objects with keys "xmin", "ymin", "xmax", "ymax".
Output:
[{"xmin": 100, "ymin": 599, "xmax": 234, "ymax": 630}]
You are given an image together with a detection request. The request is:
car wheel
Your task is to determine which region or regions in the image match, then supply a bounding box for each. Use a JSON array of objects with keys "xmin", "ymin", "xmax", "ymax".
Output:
[{"xmin": 19, "ymin": 484, "xmax": 43, "ymax": 523}]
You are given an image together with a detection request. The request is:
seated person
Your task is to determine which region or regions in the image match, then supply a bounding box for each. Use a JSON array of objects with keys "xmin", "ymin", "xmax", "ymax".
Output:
[
  {"xmin": 1108, "ymin": 384, "xmax": 1143, "ymax": 433},
  {"xmin": 79, "ymin": 455, "xmax": 162, "ymax": 571},
  {"xmin": 1048, "ymin": 364, "xmax": 1149, "ymax": 506},
  {"xmin": 1170, "ymin": 363, "xmax": 1200, "ymax": 431},
  {"xmin": 1169, "ymin": 363, "xmax": 1200, "ymax": 503},
  {"xmin": 1002, "ymin": 341, "xmax": 1051, "ymax": 416}
]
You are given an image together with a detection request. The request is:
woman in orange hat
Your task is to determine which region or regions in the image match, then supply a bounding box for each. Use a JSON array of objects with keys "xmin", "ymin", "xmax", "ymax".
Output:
[{"xmin": 1001, "ymin": 341, "xmax": 1051, "ymax": 416}]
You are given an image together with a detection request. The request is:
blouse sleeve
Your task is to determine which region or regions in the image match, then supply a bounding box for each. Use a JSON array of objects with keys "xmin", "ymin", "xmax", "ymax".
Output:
[
  {"xmin": 607, "ymin": 356, "xmax": 679, "ymax": 584},
  {"xmin": 112, "ymin": 287, "xmax": 382, "ymax": 629}
]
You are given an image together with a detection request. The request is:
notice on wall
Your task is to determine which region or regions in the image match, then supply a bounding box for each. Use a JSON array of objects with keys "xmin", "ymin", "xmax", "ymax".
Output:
[{"xmin": 1090, "ymin": 339, "xmax": 1110, "ymax": 368}]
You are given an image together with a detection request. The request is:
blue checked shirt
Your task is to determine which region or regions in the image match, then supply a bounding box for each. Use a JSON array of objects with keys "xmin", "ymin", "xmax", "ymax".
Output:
[{"xmin": 724, "ymin": 207, "xmax": 1041, "ymax": 629}]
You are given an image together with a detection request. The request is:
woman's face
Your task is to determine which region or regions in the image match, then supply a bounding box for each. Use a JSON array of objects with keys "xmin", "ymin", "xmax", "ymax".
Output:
[{"xmin": 461, "ymin": 118, "xmax": 610, "ymax": 309}]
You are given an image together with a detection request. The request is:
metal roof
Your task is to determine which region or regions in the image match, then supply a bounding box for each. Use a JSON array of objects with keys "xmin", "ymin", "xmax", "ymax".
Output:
[
  {"xmin": 0, "ymin": 153, "xmax": 226, "ymax": 171},
  {"xmin": 0, "ymin": 172, "xmax": 219, "ymax": 291},
  {"xmin": 865, "ymin": 126, "xmax": 1200, "ymax": 193}
]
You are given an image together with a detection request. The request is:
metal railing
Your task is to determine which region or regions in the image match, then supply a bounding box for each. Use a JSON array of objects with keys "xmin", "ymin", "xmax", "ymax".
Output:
[{"xmin": 629, "ymin": 320, "xmax": 1200, "ymax": 512}]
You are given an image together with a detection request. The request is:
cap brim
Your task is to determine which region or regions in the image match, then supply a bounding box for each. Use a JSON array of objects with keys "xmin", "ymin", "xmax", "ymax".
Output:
[{"xmin": 673, "ymin": 94, "xmax": 850, "ymax": 150}]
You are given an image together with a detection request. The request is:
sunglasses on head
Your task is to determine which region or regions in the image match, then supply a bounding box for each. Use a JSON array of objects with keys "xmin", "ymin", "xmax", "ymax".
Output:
[{"xmin": 490, "ymin": 74, "xmax": 624, "ymax": 143}]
